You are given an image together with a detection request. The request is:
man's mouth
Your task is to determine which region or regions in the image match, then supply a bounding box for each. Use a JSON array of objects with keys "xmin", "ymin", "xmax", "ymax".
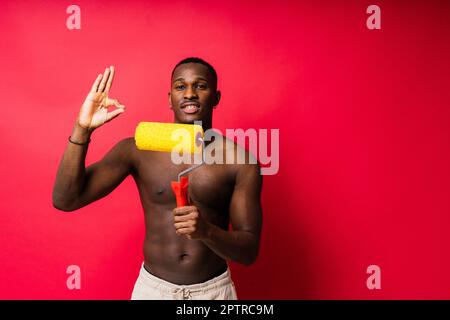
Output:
[{"xmin": 180, "ymin": 102, "xmax": 200, "ymax": 114}]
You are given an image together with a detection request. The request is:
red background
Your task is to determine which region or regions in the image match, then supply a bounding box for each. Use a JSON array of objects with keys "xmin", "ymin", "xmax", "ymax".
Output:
[{"xmin": 0, "ymin": 0, "xmax": 449, "ymax": 299}]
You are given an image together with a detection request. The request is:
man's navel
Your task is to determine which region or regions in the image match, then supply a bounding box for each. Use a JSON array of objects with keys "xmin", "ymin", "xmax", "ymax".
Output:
[{"xmin": 179, "ymin": 253, "xmax": 190, "ymax": 262}]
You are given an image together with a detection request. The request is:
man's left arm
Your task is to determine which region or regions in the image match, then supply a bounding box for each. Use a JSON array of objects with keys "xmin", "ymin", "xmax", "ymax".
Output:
[{"xmin": 173, "ymin": 164, "xmax": 263, "ymax": 265}]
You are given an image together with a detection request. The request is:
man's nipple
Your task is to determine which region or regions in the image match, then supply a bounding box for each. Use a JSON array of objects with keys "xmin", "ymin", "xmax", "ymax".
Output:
[{"xmin": 179, "ymin": 253, "xmax": 190, "ymax": 262}]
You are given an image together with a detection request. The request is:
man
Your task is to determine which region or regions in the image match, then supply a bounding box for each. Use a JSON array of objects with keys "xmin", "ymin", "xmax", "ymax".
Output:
[{"xmin": 52, "ymin": 57, "xmax": 263, "ymax": 300}]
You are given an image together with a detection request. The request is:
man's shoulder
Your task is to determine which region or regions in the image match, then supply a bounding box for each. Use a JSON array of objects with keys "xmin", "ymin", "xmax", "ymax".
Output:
[
  {"xmin": 220, "ymin": 136, "xmax": 259, "ymax": 167},
  {"xmin": 212, "ymin": 136, "xmax": 261, "ymax": 182},
  {"xmin": 121, "ymin": 136, "xmax": 135, "ymax": 143},
  {"xmin": 114, "ymin": 136, "xmax": 136, "ymax": 150},
  {"xmin": 109, "ymin": 137, "xmax": 138, "ymax": 162}
]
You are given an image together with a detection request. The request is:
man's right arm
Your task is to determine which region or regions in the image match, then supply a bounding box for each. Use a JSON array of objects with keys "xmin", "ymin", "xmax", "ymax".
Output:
[
  {"xmin": 52, "ymin": 123, "xmax": 133, "ymax": 212},
  {"xmin": 52, "ymin": 66, "xmax": 128, "ymax": 212}
]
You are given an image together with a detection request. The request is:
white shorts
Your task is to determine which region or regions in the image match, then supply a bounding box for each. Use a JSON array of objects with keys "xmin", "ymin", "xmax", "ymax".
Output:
[{"xmin": 131, "ymin": 263, "xmax": 238, "ymax": 300}]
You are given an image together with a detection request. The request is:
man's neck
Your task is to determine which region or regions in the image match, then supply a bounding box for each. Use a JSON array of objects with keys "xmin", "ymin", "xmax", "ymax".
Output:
[{"xmin": 174, "ymin": 118, "xmax": 212, "ymax": 132}]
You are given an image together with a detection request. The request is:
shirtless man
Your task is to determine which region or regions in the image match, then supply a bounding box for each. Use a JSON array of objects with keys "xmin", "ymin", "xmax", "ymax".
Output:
[{"xmin": 52, "ymin": 57, "xmax": 263, "ymax": 300}]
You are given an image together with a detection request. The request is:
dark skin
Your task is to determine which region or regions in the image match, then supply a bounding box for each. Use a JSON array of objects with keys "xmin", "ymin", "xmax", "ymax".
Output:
[{"xmin": 53, "ymin": 63, "xmax": 262, "ymax": 285}]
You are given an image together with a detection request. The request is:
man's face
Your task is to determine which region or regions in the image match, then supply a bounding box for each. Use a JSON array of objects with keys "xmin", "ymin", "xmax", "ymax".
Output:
[{"xmin": 169, "ymin": 63, "xmax": 220, "ymax": 125}]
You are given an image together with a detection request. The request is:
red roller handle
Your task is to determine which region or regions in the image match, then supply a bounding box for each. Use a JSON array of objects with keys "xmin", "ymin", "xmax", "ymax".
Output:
[{"xmin": 171, "ymin": 176, "xmax": 189, "ymax": 207}]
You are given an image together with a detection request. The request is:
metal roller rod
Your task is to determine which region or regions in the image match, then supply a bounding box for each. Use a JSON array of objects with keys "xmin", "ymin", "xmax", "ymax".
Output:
[{"xmin": 177, "ymin": 138, "xmax": 206, "ymax": 182}]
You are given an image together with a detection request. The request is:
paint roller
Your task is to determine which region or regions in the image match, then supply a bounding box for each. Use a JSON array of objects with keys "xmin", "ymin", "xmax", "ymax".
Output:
[{"xmin": 134, "ymin": 122, "xmax": 205, "ymax": 207}]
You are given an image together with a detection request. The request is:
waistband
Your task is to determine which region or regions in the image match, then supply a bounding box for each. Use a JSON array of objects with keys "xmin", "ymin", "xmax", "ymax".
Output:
[{"xmin": 138, "ymin": 263, "xmax": 233, "ymax": 296}]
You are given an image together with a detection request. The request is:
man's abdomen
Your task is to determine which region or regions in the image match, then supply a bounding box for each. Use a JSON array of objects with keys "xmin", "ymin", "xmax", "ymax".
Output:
[{"xmin": 142, "ymin": 235, "xmax": 227, "ymax": 285}]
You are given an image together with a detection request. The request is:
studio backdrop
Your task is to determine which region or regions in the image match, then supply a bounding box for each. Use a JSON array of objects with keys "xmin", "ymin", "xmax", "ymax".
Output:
[{"xmin": 0, "ymin": 0, "xmax": 449, "ymax": 299}]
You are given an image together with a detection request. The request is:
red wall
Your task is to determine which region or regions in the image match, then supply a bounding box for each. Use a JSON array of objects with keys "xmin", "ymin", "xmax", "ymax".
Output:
[{"xmin": 1, "ymin": 0, "xmax": 449, "ymax": 299}]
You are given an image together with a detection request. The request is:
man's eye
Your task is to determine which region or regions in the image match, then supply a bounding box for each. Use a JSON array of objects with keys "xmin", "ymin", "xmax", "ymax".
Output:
[
  {"xmin": 175, "ymin": 85, "xmax": 185, "ymax": 90},
  {"xmin": 196, "ymin": 84, "xmax": 207, "ymax": 89}
]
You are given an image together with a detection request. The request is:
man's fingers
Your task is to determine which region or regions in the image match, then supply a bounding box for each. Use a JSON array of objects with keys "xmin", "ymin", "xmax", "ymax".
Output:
[
  {"xmin": 104, "ymin": 108, "xmax": 125, "ymax": 123},
  {"xmin": 176, "ymin": 227, "xmax": 195, "ymax": 236},
  {"xmin": 90, "ymin": 74, "xmax": 103, "ymax": 93},
  {"xmin": 173, "ymin": 211, "xmax": 198, "ymax": 223},
  {"xmin": 97, "ymin": 67, "xmax": 110, "ymax": 92},
  {"xmin": 90, "ymin": 65, "xmax": 114, "ymax": 93},
  {"xmin": 174, "ymin": 221, "xmax": 195, "ymax": 230},
  {"xmin": 173, "ymin": 206, "xmax": 197, "ymax": 215},
  {"xmin": 104, "ymin": 66, "xmax": 115, "ymax": 93},
  {"xmin": 105, "ymin": 97, "xmax": 125, "ymax": 109}
]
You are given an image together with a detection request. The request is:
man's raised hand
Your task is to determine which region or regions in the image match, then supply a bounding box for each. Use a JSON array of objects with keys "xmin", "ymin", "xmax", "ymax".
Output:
[{"xmin": 77, "ymin": 66, "xmax": 126, "ymax": 131}]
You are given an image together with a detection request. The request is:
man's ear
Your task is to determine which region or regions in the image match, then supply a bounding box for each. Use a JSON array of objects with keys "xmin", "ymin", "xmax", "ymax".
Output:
[
  {"xmin": 213, "ymin": 91, "xmax": 221, "ymax": 109},
  {"xmin": 168, "ymin": 92, "xmax": 173, "ymax": 109}
]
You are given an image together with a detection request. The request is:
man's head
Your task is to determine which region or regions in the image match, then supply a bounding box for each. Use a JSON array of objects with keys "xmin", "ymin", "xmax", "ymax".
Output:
[{"xmin": 169, "ymin": 57, "xmax": 221, "ymax": 128}]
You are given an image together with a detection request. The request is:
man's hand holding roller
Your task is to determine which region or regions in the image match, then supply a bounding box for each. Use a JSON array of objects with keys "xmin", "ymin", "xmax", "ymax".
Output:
[
  {"xmin": 172, "ymin": 200, "xmax": 261, "ymax": 265},
  {"xmin": 173, "ymin": 206, "xmax": 211, "ymax": 240}
]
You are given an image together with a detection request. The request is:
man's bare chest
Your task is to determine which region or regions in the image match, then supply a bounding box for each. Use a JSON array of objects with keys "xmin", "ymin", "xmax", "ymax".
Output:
[{"xmin": 134, "ymin": 152, "xmax": 236, "ymax": 209}]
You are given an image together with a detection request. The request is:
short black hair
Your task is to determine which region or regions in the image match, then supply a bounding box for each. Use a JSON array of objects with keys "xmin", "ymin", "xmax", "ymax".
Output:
[{"xmin": 171, "ymin": 57, "xmax": 218, "ymax": 89}]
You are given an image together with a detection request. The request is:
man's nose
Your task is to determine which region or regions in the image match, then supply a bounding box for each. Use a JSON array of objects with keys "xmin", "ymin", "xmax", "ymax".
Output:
[{"xmin": 184, "ymin": 86, "xmax": 198, "ymax": 99}]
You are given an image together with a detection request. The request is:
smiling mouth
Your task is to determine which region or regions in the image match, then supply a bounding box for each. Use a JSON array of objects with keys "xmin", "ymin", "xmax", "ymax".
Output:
[{"xmin": 181, "ymin": 103, "xmax": 200, "ymax": 114}]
